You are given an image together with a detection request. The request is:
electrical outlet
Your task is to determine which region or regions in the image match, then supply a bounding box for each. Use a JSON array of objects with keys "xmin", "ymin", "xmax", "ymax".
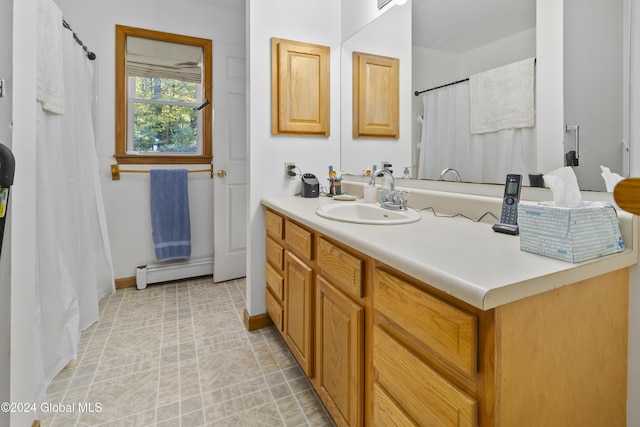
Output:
[{"xmin": 284, "ymin": 162, "xmax": 296, "ymax": 180}]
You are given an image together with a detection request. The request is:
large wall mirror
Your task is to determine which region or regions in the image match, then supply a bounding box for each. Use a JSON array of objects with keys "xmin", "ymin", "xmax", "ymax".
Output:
[{"xmin": 340, "ymin": 0, "xmax": 630, "ymax": 191}]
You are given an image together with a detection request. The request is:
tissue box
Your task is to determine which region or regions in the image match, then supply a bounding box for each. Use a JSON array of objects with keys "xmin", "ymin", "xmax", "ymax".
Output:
[{"xmin": 518, "ymin": 201, "xmax": 624, "ymax": 262}]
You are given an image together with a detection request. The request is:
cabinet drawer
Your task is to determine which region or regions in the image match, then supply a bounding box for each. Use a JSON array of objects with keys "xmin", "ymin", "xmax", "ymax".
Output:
[
  {"xmin": 266, "ymin": 262, "xmax": 284, "ymax": 300},
  {"xmin": 317, "ymin": 237, "xmax": 364, "ymax": 299},
  {"xmin": 285, "ymin": 220, "xmax": 313, "ymax": 261},
  {"xmin": 266, "ymin": 236, "xmax": 284, "ymax": 270},
  {"xmin": 265, "ymin": 209, "xmax": 284, "ymax": 240},
  {"xmin": 374, "ymin": 326, "xmax": 477, "ymax": 427},
  {"xmin": 266, "ymin": 288, "xmax": 283, "ymax": 332},
  {"xmin": 374, "ymin": 268, "xmax": 477, "ymax": 376},
  {"xmin": 372, "ymin": 383, "xmax": 418, "ymax": 427}
]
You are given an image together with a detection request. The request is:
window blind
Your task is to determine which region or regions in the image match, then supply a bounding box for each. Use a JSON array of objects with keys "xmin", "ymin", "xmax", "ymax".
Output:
[{"xmin": 126, "ymin": 36, "xmax": 203, "ymax": 83}]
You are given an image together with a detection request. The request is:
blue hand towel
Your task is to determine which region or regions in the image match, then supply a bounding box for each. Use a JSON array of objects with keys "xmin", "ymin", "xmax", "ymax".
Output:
[{"xmin": 150, "ymin": 169, "xmax": 191, "ymax": 261}]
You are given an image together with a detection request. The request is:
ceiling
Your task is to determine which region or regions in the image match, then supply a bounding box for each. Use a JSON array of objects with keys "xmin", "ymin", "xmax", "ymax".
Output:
[
  {"xmin": 412, "ymin": 0, "xmax": 536, "ymax": 53},
  {"xmin": 188, "ymin": 0, "xmax": 245, "ymax": 12},
  {"xmin": 187, "ymin": 0, "xmax": 535, "ymax": 53}
]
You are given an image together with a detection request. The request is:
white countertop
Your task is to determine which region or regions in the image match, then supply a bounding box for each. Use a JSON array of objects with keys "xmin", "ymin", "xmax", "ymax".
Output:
[{"xmin": 262, "ymin": 194, "xmax": 638, "ymax": 310}]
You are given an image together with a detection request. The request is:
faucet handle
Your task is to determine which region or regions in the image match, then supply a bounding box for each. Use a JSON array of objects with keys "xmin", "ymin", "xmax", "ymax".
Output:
[{"xmin": 394, "ymin": 190, "xmax": 410, "ymax": 207}]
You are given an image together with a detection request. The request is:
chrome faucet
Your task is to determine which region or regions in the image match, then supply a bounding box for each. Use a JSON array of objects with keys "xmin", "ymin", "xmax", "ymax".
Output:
[
  {"xmin": 374, "ymin": 169, "xmax": 409, "ymax": 211},
  {"xmin": 439, "ymin": 167, "xmax": 461, "ymax": 182}
]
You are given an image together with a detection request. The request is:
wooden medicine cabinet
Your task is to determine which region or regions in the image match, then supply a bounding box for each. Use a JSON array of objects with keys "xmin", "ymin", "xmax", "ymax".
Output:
[
  {"xmin": 271, "ymin": 38, "xmax": 330, "ymax": 136},
  {"xmin": 352, "ymin": 51, "xmax": 399, "ymax": 138}
]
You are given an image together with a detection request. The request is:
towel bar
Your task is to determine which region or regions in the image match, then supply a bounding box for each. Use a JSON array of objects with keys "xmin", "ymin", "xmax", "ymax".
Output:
[{"xmin": 111, "ymin": 164, "xmax": 214, "ymax": 180}]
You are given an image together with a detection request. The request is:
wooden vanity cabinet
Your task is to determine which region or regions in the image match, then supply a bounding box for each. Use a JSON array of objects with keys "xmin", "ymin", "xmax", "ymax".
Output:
[{"xmin": 263, "ymin": 208, "xmax": 629, "ymax": 427}]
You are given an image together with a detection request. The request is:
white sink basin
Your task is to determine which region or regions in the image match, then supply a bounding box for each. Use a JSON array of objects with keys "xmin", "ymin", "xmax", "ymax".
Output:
[{"xmin": 316, "ymin": 203, "xmax": 421, "ymax": 225}]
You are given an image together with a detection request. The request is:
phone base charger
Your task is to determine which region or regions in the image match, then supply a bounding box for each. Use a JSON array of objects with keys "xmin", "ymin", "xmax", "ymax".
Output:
[{"xmin": 492, "ymin": 223, "xmax": 519, "ymax": 235}]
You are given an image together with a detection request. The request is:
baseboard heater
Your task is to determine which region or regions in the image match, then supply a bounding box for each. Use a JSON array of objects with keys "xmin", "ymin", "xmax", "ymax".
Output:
[{"xmin": 135, "ymin": 256, "xmax": 213, "ymax": 290}]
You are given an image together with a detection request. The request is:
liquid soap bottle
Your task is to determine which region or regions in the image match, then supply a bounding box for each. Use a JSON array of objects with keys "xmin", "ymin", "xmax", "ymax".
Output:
[{"xmin": 364, "ymin": 165, "xmax": 378, "ymax": 203}]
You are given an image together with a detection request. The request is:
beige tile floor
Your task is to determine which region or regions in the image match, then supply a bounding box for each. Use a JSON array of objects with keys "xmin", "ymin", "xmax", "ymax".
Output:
[{"xmin": 41, "ymin": 277, "xmax": 335, "ymax": 427}]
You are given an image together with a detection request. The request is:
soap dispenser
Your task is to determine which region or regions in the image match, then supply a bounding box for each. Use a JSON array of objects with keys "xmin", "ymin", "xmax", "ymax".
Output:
[{"xmin": 364, "ymin": 167, "xmax": 378, "ymax": 203}]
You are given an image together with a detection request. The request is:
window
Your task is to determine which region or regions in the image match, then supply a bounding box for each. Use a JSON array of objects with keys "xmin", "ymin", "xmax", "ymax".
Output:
[{"xmin": 115, "ymin": 25, "xmax": 212, "ymax": 164}]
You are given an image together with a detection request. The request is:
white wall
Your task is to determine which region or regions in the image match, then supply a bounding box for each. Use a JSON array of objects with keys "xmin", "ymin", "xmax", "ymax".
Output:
[
  {"xmin": 11, "ymin": 0, "xmax": 41, "ymax": 425},
  {"xmin": 246, "ymin": 0, "xmax": 341, "ymax": 316},
  {"xmin": 53, "ymin": 0, "xmax": 245, "ymax": 280},
  {"xmin": 0, "ymin": 0, "xmax": 12, "ymax": 425},
  {"xmin": 340, "ymin": 2, "xmax": 412, "ymax": 176}
]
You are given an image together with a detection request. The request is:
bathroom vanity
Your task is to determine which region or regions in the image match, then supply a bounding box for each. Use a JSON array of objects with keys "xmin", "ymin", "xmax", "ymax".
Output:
[{"xmin": 261, "ymin": 191, "xmax": 637, "ymax": 427}]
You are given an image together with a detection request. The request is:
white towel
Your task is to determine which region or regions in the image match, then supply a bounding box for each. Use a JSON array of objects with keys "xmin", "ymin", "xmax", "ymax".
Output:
[
  {"xmin": 469, "ymin": 57, "xmax": 535, "ymax": 134},
  {"xmin": 37, "ymin": 0, "xmax": 65, "ymax": 114}
]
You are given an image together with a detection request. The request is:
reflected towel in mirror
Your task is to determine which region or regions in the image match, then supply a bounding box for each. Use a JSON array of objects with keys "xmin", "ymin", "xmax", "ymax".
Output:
[{"xmin": 469, "ymin": 57, "xmax": 535, "ymax": 134}]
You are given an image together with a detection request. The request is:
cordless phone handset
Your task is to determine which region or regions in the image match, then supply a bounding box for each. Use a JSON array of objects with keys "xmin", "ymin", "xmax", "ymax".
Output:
[{"xmin": 492, "ymin": 174, "xmax": 522, "ymax": 235}]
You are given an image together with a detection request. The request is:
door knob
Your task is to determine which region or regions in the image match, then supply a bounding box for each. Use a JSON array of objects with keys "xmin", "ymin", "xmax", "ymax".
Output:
[{"xmin": 217, "ymin": 170, "xmax": 227, "ymax": 178}]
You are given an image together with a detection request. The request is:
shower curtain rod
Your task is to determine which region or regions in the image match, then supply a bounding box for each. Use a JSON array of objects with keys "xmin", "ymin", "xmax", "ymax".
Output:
[
  {"xmin": 110, "ymin": 164, "xmax": 214, "ymax": 180},
  {"xmin": 414, "ymin": 78, "xmax": 469, "ymax": 96},
  {"xmin": 414, "ymin": 58, "xmax": 537, "ymax": 96},
  {"xmin": 62, "ymin": 19, "xmax": 97, "ymax": 60}
]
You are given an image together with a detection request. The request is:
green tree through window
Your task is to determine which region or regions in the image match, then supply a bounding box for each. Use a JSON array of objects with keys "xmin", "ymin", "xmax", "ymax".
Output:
[{"xmin": 132, "ymin": 77, "xmax": 199, "ymax": 153}]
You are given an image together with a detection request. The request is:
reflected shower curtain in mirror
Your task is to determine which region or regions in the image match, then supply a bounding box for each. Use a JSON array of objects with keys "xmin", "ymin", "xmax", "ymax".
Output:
[
  {"xmin": 34, "ymin": 18, "xmax": 115, "ymax": 406},
  {"xmin": 417, "ymin": 81, "xmax": 536, "ymax": 184}
]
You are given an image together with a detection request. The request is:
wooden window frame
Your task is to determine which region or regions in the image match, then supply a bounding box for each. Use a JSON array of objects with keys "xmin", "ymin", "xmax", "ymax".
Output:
[{"xmin": 115, "ymin": 25, "xmax": 213, "ymax": 165}]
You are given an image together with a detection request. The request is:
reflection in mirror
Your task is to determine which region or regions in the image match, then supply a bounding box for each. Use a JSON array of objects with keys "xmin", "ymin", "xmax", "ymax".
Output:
[
  {"xmin": 412, "ymin": 0, "xmax": 536, "ymax": 185},
  {"xmin": 564, "ymin": 0, "xmax": 629, "ymax": 192},
  {"xmin": 340, "ymin": 0, "xmax": 630, "ymax": 192},
  {"xmin": 340, "ymin": 2, "xmax": 411, "ymax": 176}
]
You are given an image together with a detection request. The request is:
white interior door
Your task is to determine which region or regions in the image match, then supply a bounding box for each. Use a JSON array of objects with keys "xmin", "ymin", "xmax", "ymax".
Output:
[{"xmin": 213, "ymin": 42, "xmax": 247, "ymax": 282}]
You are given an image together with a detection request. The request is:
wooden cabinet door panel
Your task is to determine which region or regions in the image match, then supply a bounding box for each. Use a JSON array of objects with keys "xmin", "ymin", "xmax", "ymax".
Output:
[
  {"xmin": 285, "ymin": 220, "xmax": 313, "ymax": 261},
  {"xmin": 284, "ymin": 251, "xmax": 314, "ymax": 377},
  {"xmin": 372, "ymin": 383, "xmax": 419, "ymax": 427},
  {"xmin": 317, "ymin": 237, "xmax": 364, "ymax": 300},
  {"xmin": 265, "ymin": 209, "xmax": 284, "ymax": 240},
  {"xmin": 374, "ymin": 268, "xmax": 477, "ymax": 376},
  {"xmin": 353, "ymin": 51, "xmax": 399, "ymax": 138},
  {"xmin": 271, "ymin": 38, "xmax": 330, "ymax": 136},
  {"xmin": 316, "ymin": 276, "xmax": 364, "ymax": 427},
  {"xmin": 374, "ymin": 326, "xmax": 477, "ymax": 427},
  {"xmin": 266, "ymin": 236, "xmax": 284, "ymax": 270},
  {"xmin": 266, "ymin": 287, "xmax": 284, "ymax": 332}
]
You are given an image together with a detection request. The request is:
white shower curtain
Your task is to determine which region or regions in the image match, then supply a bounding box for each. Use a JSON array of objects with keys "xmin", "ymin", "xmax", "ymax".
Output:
[
  {"xmin": 35, "ymin": 22, "xmax": 115, "ymax": 401},
  {"xmin": 417, "ymin": 81, "xmax": 536, "ymax": 184}
]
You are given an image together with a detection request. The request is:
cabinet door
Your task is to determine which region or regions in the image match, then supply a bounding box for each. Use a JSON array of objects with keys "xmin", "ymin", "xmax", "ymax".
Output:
[
  {"xmin": 352, "ymin": 51, "xmax": 399, "ymax": 138},
  {"xmin": 284, "ymin": 250, "xmax": 314, "ymax": 377},
  {"xmin": 271, "ymin": 38, "xmax": 330, "ymax": 136},
  {"xmin": 316, "ymin": 276, "xmax": 364, "ymax": 427}
]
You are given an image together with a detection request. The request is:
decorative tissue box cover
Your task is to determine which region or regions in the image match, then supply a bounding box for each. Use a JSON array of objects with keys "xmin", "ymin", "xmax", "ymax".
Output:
[{"xmin": 518, "ymin": 201, "xmax": 624, "ymax": 263}]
